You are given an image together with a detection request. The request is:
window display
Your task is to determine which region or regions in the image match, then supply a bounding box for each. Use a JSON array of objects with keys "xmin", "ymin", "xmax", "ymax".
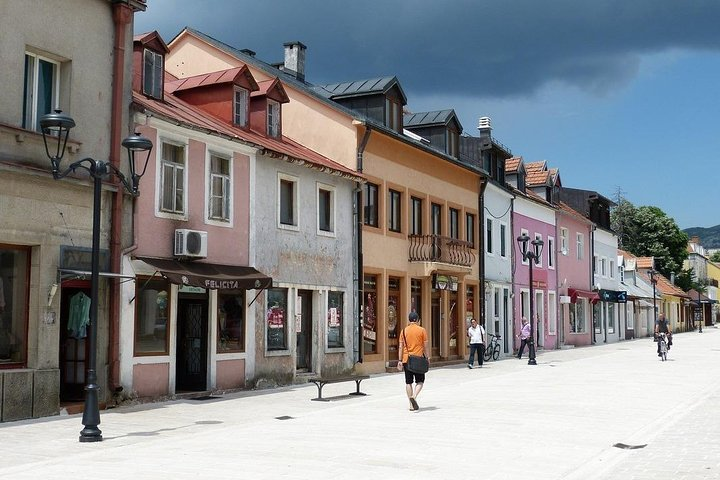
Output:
[
  {"xmin": 363, "ymin": 276, "xmax": 377, "ymax": 354},
  {"xmin": 327, "ymin": 291, "xmax": 343, "ymax": 348},
  {"xmin": 134, "ymin": 277, "xmax": 169, "ymax": 355},
  {"xmin": 267, "ymin": 288, "xmax": 287, "ymax": 350},
  {"xmin": 0, "ymin": 246, "xmax": 29, "ymax": 366},
  {"xmin": 218, "ymin": 290, "xmax": 245, "ymax": 353}
]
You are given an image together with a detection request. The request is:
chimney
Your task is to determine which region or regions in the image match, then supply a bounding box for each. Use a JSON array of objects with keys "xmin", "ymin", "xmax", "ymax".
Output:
[
  {"xmin": 283, "ymin": 41, "xmax": 306, "ymax": 81},
  {"xmin": 478, "ymin": 116, "xmax": 492, "ymax": 139}
]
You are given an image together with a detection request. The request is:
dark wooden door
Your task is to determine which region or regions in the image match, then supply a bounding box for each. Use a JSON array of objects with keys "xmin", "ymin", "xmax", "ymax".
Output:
[
  {"xmin": 176, "ymin": 299, "xmax": 208, "ymax": 391},
  {"xmin": 296, "ymin": 290, "xmax": 313, "ymax": 371}
]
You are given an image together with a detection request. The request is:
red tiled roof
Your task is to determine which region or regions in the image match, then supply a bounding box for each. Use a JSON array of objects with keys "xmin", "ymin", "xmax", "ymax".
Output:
[
  {"xmin": 250, "ymin": 78, "xmax": 290, "ymax": 103},
  {"xmin": 557, "ymin": 201, "xmax": 592, "ymax": 224},
  {"xmin": 505, "ymin": 156, "xmax": 521, "ymax": 173},
  {"xmin": 132, "ymin": 91, "xmax": 363, "ymax": 181},
  {"xmin": 526, "ymin": 169, "xmax": 549, "ymax": 186},
  {"xmin": 525, "ymin": 160, "xmax": 546, "ymax": 172},
  {"xmin": 636, "ymin": 257, "xmax": 654, "ymax": 269},
  {"xmin": 165, "ymin": 67, "xmax": 258, "ymax": 94}
]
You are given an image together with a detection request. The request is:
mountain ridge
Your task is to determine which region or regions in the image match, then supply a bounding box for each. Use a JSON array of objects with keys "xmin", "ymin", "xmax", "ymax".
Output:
[{"xmin": 683, "ymin": 225, "xmax": 720, "ymax": 249}]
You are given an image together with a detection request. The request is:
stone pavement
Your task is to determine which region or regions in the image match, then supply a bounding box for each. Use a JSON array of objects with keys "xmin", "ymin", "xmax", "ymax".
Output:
[{"xmin": 1, "ymin": 328, "xmax": 719, "ymax": 480}]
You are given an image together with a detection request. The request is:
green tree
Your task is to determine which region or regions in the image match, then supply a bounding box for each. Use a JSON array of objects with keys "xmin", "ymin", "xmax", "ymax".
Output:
[
  {"xmin": 610, "ymin": 200, "xmax": 688, "ymax": 278},
  {"xmin": 675, "ymin": 267, "xmax": 705, "ymax": 292},
  {"xmin": 710, "ymin": 251, "xmax": 720, "ymax": 263}
]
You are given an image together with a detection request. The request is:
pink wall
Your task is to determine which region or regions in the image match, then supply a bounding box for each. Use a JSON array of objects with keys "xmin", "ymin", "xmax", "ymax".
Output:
[
  {"xmin": 512, "ymin": 212, "xmax": 557, "ymax": 351},
  {"xmin": 133, "ymin": 363, "xmax": 169, "ymax": 398},
  {"xmin": 216, "ymin": 359, "xmax": 245, "ymax": 390},
  {"xmin": 133, "ymin": 125, "xmax": 251, "ymax": 266}
]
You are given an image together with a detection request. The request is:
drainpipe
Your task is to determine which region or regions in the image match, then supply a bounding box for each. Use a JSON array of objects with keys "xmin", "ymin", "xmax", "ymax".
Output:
[
  {"xmin": 355, "ymin": 124, "xmax": 371, "ymax": 363},
  {"xmin": 478, "ymin": 177, "xmax": 488, "ymax": 332},
  {"xmin": 108, "ymin": 2, "xmax": 133, "ymax": 393}
]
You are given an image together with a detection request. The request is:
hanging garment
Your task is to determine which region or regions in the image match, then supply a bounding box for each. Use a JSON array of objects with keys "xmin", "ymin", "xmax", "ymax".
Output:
[{"xmin": 67, "ymin": 292, "xmax": 91, "ymax": 339}]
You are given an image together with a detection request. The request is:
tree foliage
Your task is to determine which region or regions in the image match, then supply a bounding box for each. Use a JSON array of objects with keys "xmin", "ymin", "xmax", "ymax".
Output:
[
  {"xmin": 610, "ymin": 198, "xmax": 688, "ymax": 278},
  {"xmin": 711, "ymin": 251, "xmax": 720, "ymax": 263},
  {"xmin": 674, "ymin": 267, "xmax": 705, "ymax": 293}
]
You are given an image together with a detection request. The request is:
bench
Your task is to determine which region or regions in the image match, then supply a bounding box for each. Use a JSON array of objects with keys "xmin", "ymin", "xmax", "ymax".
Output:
[{"xmin": 308, "ymin": 374, "xmax": 370, "ymax": 401}]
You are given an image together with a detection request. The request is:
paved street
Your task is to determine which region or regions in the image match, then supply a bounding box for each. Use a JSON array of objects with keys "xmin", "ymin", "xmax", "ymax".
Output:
[{"xmin": 2, "ymin": 329, "xmax": 720, "ymax": 480}]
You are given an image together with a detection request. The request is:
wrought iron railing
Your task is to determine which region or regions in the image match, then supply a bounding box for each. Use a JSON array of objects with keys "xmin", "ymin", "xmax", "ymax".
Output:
[{"xmin": 408, "ymin": 235, "xmax": 475, "ymax": 267}]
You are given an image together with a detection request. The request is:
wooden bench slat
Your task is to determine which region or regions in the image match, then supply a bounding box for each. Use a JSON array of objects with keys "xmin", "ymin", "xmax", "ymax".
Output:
[{"xmin": 309, "ymin": 375, "xmax": 370, "ymax": 401}]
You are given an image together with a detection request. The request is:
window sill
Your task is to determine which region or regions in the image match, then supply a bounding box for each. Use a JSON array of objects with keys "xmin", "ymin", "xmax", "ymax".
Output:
[
  {"xmin": 278, "ymin": 222, "xmax": 300, "ymax": 232},
  {"xmin": 265, "ymin": 349, "xmax": 290, "ymax": 357}
]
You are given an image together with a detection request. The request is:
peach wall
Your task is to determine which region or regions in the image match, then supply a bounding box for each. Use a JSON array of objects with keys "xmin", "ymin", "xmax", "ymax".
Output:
[
  {"xmin": 133, "ymin": 124, "xmax": 251, "ymax": 266},
  {"xmin": 133, "ymin": 363, "xmax": 169, "ymax": 398},
  {"xmin": 216, "ymin": 359, "xmax": 245, "ymax": 390}
]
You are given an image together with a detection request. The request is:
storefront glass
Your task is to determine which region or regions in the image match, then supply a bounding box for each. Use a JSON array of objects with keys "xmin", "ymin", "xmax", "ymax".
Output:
[
  {"xmin": 362, "ymin": 275, "xmax": 378, "ymax": 354},
  {"xmin": 387, "ymin": 277, "xmax": 400, "ymax": 359},
  {"xmin": 0, "ymin": 246, "xmax": 29, "ymax": 366},
  {"xmin": 218, "ymin": 290, "xmax": 245, "ymax": 353},
  {"xmin": 267, "ymin": 288, "xmax": 288, "ymax": 350},
  {"xmin": 134, "ymin": 277, "xmax": 170, "ymax": 355},
  {"xmin": 327, "ymin": 291, "xmax": 343, "ymax": 348}
]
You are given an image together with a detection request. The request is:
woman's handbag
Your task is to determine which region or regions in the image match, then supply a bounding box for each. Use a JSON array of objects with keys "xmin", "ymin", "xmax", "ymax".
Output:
[{"xmin": 402, "ymin": 328, "xmax": 429, "ymax": 374}]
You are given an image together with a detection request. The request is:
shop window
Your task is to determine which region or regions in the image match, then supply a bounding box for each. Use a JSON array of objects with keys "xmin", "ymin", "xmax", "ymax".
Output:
[
  {"xmin": 570, "ymin": 299, "xmax": 586, "ymax": 333},
  {"xmin": 266, "ymin": 288, "xmax": 288, "ymax": 350},
  {"xmin": 388, "ymin": 277, "xmax": 400, "ymax": 341},
  {"xmin": 363, "ymin": 275, "xmax": 378, "ymax": 354},
  {"xmin": 411, "ymin": 278, "xmax": 422, "ymax": 319},
  {"xmin": 0, "ymin": 246, "xmax": 29, "ymax": 366},
  {"xmin": 218, "ymin": 290, "xmax": 245, "ymax": 353},
  {"xmin": 134, "ymin": 277, "xmax": 169, "ymax": 355},
  {"xmin": 327, "ymin": 291, "xmax": 343, "ymax": 348}
]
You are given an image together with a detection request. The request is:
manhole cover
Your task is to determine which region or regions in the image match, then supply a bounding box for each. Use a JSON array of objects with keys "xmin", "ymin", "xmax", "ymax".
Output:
[
  {"xmin": 275, "ymin": 415, "xmax": 294, "ymax": 420},
  {"xmin": 613, "ymin": 443, "xmax": 647, "ymax": 450}
]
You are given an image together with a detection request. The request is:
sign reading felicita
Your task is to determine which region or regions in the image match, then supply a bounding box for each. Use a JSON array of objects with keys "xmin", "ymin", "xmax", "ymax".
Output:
[{"xmin": 598, "ymin": 289, "xmax": 627, "ymax": 303}]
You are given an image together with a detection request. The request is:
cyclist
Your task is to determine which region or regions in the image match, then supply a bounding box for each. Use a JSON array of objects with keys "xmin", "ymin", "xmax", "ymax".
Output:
[{"xmin": 655, "ymin": 313, "xmax": 672, "ymax": 357}]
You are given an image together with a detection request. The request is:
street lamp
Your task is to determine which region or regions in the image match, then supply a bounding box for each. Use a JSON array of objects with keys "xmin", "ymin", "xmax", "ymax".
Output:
[
  {"xmin": 516, "ymin": 233, "xmax": 544, "ymax": 366},
  {"xmin": 648, "ymin": 269, "xmax": 658, "ymax": 331},
  {"xmin": 697, "ymin": 289, "xmax": 703, "ymax": 334},
  {"xmin": 40, "ymin": 110, "xmax": 152, "ymax": 443}
]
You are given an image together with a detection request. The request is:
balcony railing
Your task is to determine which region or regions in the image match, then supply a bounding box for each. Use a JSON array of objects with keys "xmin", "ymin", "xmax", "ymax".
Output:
[{"xmin": 408, "ymin": 235, "xmax": 475, "ymax": 268}]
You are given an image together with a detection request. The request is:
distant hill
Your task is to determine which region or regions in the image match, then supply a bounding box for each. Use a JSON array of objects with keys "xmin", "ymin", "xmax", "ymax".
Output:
[{"xmin": 684, "ymin": 225, "xmax": 720, "ymax": 248}]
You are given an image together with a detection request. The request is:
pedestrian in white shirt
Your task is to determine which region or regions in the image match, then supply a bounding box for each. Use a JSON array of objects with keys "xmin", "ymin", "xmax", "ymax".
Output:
[{"xmin": 467, "ymin": 318, "xmax": 485, "ymax": 368}]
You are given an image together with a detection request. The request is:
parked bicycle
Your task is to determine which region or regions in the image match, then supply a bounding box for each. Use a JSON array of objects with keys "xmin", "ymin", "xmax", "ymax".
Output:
[{"xmin": 484, "ymin": 333, "xmax": 501, "ymax": 361}]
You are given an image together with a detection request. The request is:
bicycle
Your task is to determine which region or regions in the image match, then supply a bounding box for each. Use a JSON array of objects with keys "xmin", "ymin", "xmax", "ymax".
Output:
[{"xmin": 483, "ymin": 333, "xmax": 501, "ymax": 361}]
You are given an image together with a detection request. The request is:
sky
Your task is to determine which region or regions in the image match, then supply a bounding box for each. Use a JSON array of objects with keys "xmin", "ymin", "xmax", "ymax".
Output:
[{"xmin": 135, "ymin": 0, "xmax": 720, "ymax": 229}]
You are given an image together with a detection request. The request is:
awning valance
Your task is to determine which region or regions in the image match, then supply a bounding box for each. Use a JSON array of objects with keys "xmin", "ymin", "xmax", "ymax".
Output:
[
  {"xmin": 568, "ymin": 288, "xmax": 599, "ymax": 304},
  {"xmin": 136, "ymin": 256, "xmax": 272, "ymax": 290}
]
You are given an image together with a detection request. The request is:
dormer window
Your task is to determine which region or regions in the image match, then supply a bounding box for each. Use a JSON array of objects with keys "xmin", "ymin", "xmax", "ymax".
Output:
[
  {"xmin": 267, "ymin": 100, "xmax": 280, "ymax": 137},
  {"xmin": 385, "ymin": 98, "xmax": 402, "ymax": 131},
  {"xmin": 143, "ymin": 48, "xmax": 163, "ymax": 99},
  {"xmin": 234, "ymin": 87, "xmax": 248, "ymax": 127},
  {"xmin": 446, "ymin": 129, "xmax": 459, "ymax": 157}
]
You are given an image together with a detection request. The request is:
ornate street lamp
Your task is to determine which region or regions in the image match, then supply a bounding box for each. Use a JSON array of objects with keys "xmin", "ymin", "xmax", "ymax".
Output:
[
  {"xmin": 40, "ymin": 110, "xmax": 152, "ymax": 443},
  {"xmin": 516, "ymin": 233, "xmax": 544, "ymax": 365}
]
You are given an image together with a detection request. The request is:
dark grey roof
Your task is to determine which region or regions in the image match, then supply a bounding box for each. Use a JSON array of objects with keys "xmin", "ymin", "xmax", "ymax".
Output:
[
  {"xmin": 314, "ymin": 76, "xmax": 407, "ymax": 104},
  {"xmin": 404, "ymin": 110, "xmax": 456, "ymax": 128}
]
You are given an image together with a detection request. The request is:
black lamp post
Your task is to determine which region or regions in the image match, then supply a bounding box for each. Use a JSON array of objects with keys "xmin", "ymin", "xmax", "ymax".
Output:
[
  {"xmin": 648, "ymin": 269, "xmax": 658, "ymax": 331},
  {"xmin": 40, "ymin": 110, "xmax": 152, "ymax": 443},
  {"xmin": 516, "ymin": 233, "xmax": 544, "ymax": 366},
  {"xmin": 697, "ymin": 289, "xmax": 703, "ymax": 333}
]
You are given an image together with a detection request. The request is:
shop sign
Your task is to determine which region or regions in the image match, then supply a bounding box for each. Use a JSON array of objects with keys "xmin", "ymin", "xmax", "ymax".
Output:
[
  {"xmin": 599, "ymin": 289, "xmax": 627, "ymax": 303},
  {"xmin": 60, "ymin": 245, "xmax": 109, "ymax": 272}
]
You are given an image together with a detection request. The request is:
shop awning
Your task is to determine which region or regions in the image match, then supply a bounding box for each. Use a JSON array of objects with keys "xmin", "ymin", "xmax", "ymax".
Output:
[
  {"xmin": 636, "ymin": 299, "xmax": 654, "ymax": 308},
  {"xmin": 568, "ymin": 288, "xmax": 599, "ymax": 304},
  {"xmin": 136, "ymin": 256, "xmax": 272, "ymax": 290}
]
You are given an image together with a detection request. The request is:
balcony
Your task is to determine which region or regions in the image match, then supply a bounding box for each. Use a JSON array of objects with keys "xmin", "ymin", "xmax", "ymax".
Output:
[{"xmin": 408, "ymin": 235, "xmax": 475, "ymax": 273}]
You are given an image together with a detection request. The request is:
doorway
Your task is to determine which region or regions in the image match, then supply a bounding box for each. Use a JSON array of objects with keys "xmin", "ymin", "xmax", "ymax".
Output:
[
  {"xmin": 176, "ymin": 295, "xmax": 208, "ymax": 392},
  {"xmin": 296, "ymin": 290, "xmax": 313, "ymax": 372},
  {"xmin": 431, "ymin": 292, "xmax": 441, "ymax": 358},
  {"xmin": 59, "ymin": 280, "xmax": 91, "ymax": 402}
]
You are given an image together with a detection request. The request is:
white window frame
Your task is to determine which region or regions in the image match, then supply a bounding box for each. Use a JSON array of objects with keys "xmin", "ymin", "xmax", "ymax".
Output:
[
  {"xmin": 560, "ymin": 227, "xmax": 568, "ymax": 255},
  {"xmin": 486, "ymin": 218, "xmax": 494, "ymax": 255},
  {"xmin": 520, "ymin": 289, "xmax": 530, "ymax": 322},
  {"xmin": 205, "ymin": 151, "xmax": 233, "ymax": 226},
  {"xmin": 600, "ymin": 257, "xmax": 607, "ymax": 277},
  {"xmin": 576, "ymin": 233, "xmax": 584, "ymax": 260},
  {"xmin": 267, "ymin": 100, "xmax": 280, "ymax": 137},
  {"xmin": 626, "ymin": 303, "xmax": 634, "ymax": 329},
  {"xmin": 548, "ymin": 236, "xmax": 555, "ymax": 269},
  {"xmin": 156, "ymin": 138, "xmax": 188, "ymax": 219},
  {"xmin": 570, "ymin": 299, "xmax": 586, "ymax": 333},
  {"xmin": 277, "ymin": 172, "xmax": 299, "ymax": 231},
  {"xmin": 317, "ymin": 182, "xmax": 336, "ymax": 237},
  {"xmin": 500, "ymin": 222, "xmax": 508, "ymax": 258},
  {"xmin": 548, "ymin": 291, "xmax": 557, "ymax": 335},
  {"xmin": 233, "ymin": 87, "xmax": 249, "ymax": 127},
  {"xmin": 23, "ymin": 52, "xmax": 60, "ymax": 132},
  {"xmin": 607, "ymin": 302, "xmax": 616, "ymax": 334},
  {"xmin": 535, "ymin": 290, "xmax": 544, "ymax": 336},
  {"xmin": 143, "ymin": 48, "xmax": 163, "ymax": 99},
  {"xmin": 610, "ymin": 260, "xmax": 615, "ymax": 279}
]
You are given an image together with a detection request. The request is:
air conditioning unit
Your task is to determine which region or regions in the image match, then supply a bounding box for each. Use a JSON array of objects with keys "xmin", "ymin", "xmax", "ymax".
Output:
[{"xmin": 174, "ymin": 229, "xmax": 208, "ymax": 258}]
